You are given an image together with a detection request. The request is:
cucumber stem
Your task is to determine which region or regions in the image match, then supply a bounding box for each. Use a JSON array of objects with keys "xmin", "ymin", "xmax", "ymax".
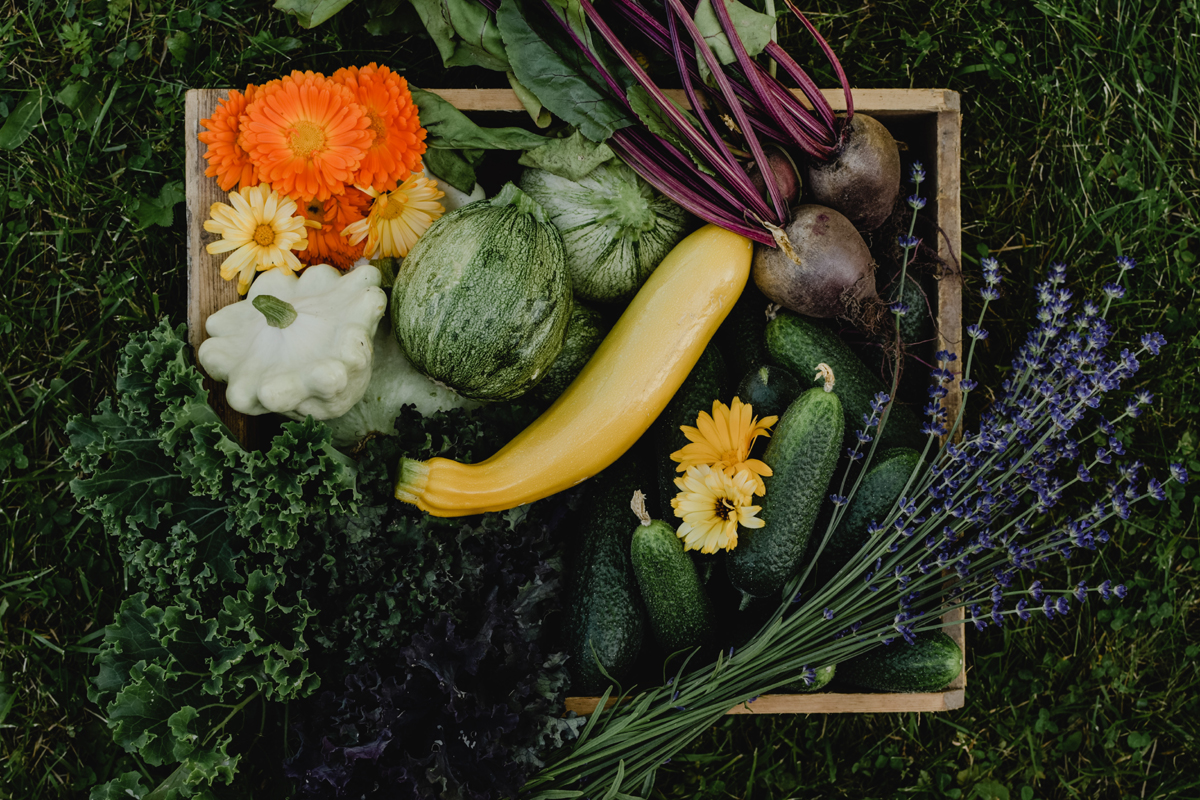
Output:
[
  {"xmin": 814, "ymin": 362, "xmax": 835, "ymax": 392},
  {"xmin": 631, "ymin": 490, "xmax": 653, "ymax": 526}
]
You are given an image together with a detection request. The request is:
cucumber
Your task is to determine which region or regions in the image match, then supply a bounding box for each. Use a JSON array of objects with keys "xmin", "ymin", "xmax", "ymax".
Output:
[
  {"xmin": 530, "ymin": 301, "xmax": 612, "ymax": 406},
  {"xmin": 726, "ymin": 385, "xmax": 843, "ymax": 599},
  {"xmin": 630, "ymin": 519, "xmax": 716, "ymax": 652},
  {"xmin": 650, "ymin": 341, "xmax": 728, "ymax": 520},
  {"xmin": 835, "ymin": 631, "xmax": 962, "ymax": 693},
  {"xmin": 811, "ymin": 447, "xmax": 921, "ymax": 583},
  {"xmin": 563, "ymin": 450, "xmax": 649, "ymax": 694},
  {"xmin": 713, "ymin": 280, "xmax": 772, "ymax": 381},
  {"xmin": 735, "ymin": 364, "xmax": 803, "ymax": 423},
  {"xmin": 766, "ymin": 310, "xmax": 925, "ymax": 451}
]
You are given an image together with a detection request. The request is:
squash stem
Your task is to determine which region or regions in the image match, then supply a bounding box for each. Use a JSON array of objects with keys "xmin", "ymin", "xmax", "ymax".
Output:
[{"xmin": 393, "ymin": 457, "xmax": 431, "ymax": 504}]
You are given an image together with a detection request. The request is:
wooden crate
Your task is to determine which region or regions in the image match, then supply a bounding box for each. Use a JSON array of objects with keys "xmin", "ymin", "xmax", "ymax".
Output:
[{"xmin": 185, "ymin": 87, "xmax": 964, "ymax": 715}]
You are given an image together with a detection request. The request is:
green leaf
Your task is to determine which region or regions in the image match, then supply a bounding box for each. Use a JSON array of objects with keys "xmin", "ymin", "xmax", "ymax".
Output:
[
  {"xmin": 88, "ymin": 593, "xmax": 169, "ymax": 709},
  {"xmin": 518, "ymin": 129, "xmax": 615, "ymax": 181},
  {"xmin": 407, "ymin": 0, "xmax": 510, "ymax": 71},
  {"xmin": 423, "ymin": 148, "xmax": 478, "ymax": 194},
  {"xmin": 496, "ymin": 0, "xmax": 634, "ymax": 142},
  {"xmin": 56, "ymin": 80, "xmax": 97, "ymax": 111},
  {"xmin": 508, "ymin": 71, "xmax": 552, "ymax": 128},
  {"xmin": 89, "ymin": 772, "xmax": 149, "ymax": 800},
  {"xmin": 165, "ymin": 30, "xmax": 192, "ymax": 61},
  {"xmin": 0, "ymin": 88, "xmax": 49, "ymax": 150},
  {"xmin": 131, "ymin": 180, "xmax": 185, "ymax": 230},
  {"xmin": 412, "ymin": 87, "xmax": 550, "ymax": 151},
  {"xmin": 692, "ymin": 0, "xmax": 775, "ymax": 65},
  {"xmin": 273, "ymin": 0, "xmax": 356, "ymax": 28},
  {"xmin": 626, "ymin": 85, "xmax": 715, "ymax": 176},
  {"xmin": 107, "ymin": 662, "xmax": 192, "ymax": 766}
]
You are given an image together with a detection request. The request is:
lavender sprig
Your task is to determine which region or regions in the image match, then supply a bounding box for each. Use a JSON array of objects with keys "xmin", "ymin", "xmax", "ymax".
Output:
[{"xmin": 524, "ymin": 256, "xmax": 1181, "ymax": 799}]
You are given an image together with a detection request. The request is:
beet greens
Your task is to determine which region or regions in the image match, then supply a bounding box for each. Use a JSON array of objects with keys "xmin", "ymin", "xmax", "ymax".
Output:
[{"xmin": 485, "ymin": 0, "xmax": 855, "ymax": 244}]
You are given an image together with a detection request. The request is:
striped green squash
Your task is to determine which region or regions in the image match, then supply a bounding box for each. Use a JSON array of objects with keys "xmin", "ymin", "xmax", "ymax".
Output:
[
  {"xmin": 390, "ymin": 185, "xmax": 572, "ymax": 402},
  {"xmin": 520, "ymin": 161, "xmax": 689, "ymax": 305}
]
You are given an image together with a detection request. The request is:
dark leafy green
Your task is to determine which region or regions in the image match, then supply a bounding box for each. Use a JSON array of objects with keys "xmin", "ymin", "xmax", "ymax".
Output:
[
  {"xmin": 495, "ymin": 0, "xmax": 635, "ymax": 142},
  {"xmin": 70, "ymin": 320, "xmax": 579, "ymax": 800}
]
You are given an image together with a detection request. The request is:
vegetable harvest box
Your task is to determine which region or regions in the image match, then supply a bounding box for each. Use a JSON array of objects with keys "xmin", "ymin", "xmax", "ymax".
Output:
[{"xmin": 183, "ymin": 86, "xmax": 966, "ymax": 715}]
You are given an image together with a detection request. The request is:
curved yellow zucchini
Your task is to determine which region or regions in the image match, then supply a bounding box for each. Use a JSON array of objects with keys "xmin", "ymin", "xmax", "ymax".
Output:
[{"xmin": 394, "ymin": 224, "xmax": 753, "ymax": 517}]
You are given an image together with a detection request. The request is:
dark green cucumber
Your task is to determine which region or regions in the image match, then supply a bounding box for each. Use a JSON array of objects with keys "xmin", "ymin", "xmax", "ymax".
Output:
[
  {"xmin": 882, "ymin": 273, "xmax": 932, "ymax": 347},
  {"xmin": 812, "ymin": 447, "xmax": 921, "ymax": 582},
  {"xmin": 530, "ymin": 301, "xmax": 612, "ymax": 405},
  {"xmin": 630, "ymin": 519, "xmax": 716, "ymax": 652},
  {"xmin": 726, "ymin": 386, "xmax": 843, "ymax": 599},
  {"xmin": 713, "ymin": 279, "xmax": 772, "ymax": 381},
  {"xmin": 651, "ymin": 341, "xmax": 728, "ymax": 520},
  {"xmin": 735, "ymin": 364, "xmax": 803, "ymax": 422},
  {"xmin": 563, "ymin": 451, "xmax": 649, "ymax": 694},
  {"xmin": 836, "ymin": 631, "xmax": 963, "ymax": 693},
  {"xmin": 766, "ymin": 311, "xmax": 925, "ymax": 451}
]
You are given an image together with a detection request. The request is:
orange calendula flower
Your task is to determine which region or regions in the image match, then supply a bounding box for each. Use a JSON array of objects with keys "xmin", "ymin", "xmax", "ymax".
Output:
[
  {"xmin": 198, "ymin": 85, "xmax": 260, "ymax": 191},
  {"xmin": 294, "ymin": 188, "xmax": 371, "ymax": 271},
  {"xmin": 670, "ymin": 465, "xmax": 765, "ymax": 554},
  {"xmin": 671, "ymin": 397, "xmax": 778, "ymax": 496},
  {"xmin": 332, "ymin": 63, "xmax": 428, "ymax": 193},
  {"xmin": 241, "ymin": 71, "xmax": 374, "ymax": 202},
  {"xmin": 342, "ymin": 173, "xmax": 445, "ymax": 259}
]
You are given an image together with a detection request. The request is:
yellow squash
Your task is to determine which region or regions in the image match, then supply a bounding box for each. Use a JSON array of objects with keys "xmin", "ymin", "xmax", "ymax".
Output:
[{"xmin": 393, "ymin": 224, "xmax": 753, "ymax": 517}]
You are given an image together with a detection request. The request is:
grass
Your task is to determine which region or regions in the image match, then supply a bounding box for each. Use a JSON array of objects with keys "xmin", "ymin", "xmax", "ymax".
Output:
[{"xmin": 1, "ymin": 0, "xmax": 1197, "ymax": 797}]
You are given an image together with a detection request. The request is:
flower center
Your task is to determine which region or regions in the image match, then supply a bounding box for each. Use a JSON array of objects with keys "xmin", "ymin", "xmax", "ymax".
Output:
[
  {"xmin": 287, "ymin": 120, "xmax": 328, "ymax": 159},
  {"xmin": 378, "ymin": 192, "xmax": 409, "ymax": 221},
  {"xmin": 304, "ymin": 200, "xmax": 327, "ymax": 225},
  {"xmin": 715, "ymin": 497, "xmax": 736, "ymax": 521},
  {"xmin": 253, "ymin": 223, "xmax": 277, "ymax": 247},
  {"xmin": 366, "ymin": 110, "xmax": 387, "ymax": 143}
]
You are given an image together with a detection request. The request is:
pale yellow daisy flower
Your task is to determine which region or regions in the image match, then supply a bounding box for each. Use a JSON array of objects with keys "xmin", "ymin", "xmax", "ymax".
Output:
[
  {"xmin": 670, "ymin": 464, "xmax": 765, "ymax": 554},
  {"xmin": 342, "ymin": 172, "xmax": 445, "ymax": 259},
  {"xmin": 671, "ymin": 397, "xmax": 778, "ymax": 496},
  {"xmin": 204, "ymin": 183, "xmax": 314, "ymax": 295}
]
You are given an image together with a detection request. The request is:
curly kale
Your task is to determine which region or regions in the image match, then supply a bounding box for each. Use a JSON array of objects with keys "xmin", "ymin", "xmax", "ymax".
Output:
[
  {"xmin": 70, "ymin": 320, "xmax": 580, "ymax": 800},
  {"xmin": 283, "ymin": 407, "xmax": 582, "ymax": 800}
]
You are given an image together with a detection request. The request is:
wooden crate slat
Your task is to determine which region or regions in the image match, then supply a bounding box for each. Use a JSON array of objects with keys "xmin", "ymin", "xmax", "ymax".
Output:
[
  {"xmin": 184, "ymin": 86, "xmax": 965, "ymax": 716},
  {"xmin": 565, "ymin": 689, "xmax": 965, "ymax": 717}
]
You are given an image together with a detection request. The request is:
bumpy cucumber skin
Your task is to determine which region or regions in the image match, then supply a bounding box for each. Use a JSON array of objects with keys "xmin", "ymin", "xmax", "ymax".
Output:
[
  {"xmin": 812, "ymin": 447, "xmax": 921, "ymax": 581},
  {"xmin": 735, "ymin": 364, "xmax": 804, "ymax": 422},
  {"xmin": 564, "ymin": 451, "xmax": 649, "ymax": 694},
  {"xmin": 766, "ymin": 311, "xmax": 924, "ymax": 451},
  {"xmin": 836, "ymin": 631, "xmax": 962, "ymax": 692},
  {"xmin": 726, "ymin": 387, "xmax": 844, "ymax": 599},
  {"xmin": 530, "ymin": 302, "xmax": 612, "ymax": 406},
  {"xmin": 651, "ymin": 341, "xmax": 728, "ymax": 520},
  {"xmin": 714, "ymin": 280, "xmax": 772, "ymax": 381},
  {"xmin": 631, "ymin": 520, "xmax": 716, "ymax": 652}
]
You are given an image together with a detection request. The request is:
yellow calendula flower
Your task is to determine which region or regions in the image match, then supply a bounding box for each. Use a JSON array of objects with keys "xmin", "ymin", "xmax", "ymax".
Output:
[
  {"xmin": 671, "ymin": 397, "xmax": 778, "ymax": 496},
  {"xmin": 342, "ymin": 172, "xmax": 445, "ymax": 259},
  {"xmin": 670, "ymin": 465, "xmax": 765, "ymax": 554},
  {"xmin": 204, "ymin": 184, "xmax": 315, "ymax": 295}
]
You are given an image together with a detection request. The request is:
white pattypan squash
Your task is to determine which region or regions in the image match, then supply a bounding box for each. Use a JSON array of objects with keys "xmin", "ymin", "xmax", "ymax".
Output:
[
  {"xmin": 198, "ymin": 264, "xmax": 387, "ymax": 420},
  {"xmin": 323, "ymin": 317, "xmax": 482, "ymax": 448}
]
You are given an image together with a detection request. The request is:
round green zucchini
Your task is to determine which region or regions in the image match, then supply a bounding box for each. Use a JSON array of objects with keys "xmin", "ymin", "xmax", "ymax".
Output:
[{"xmin": 390, "ymin": 184, "xmax": 572, "ymax": 402}]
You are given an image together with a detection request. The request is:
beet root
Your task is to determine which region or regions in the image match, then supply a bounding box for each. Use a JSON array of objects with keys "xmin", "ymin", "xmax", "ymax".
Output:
[
  {"xmin": 753, "ymin": 204, "xmax": 877, "ymax": 323},
  {"xmin": 805, "ymin": 113, "xmax": 901, "ymax": 232},
  {"xmin": 748, "ymin": 146, "xmax": 802, "ymax": 210}
]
